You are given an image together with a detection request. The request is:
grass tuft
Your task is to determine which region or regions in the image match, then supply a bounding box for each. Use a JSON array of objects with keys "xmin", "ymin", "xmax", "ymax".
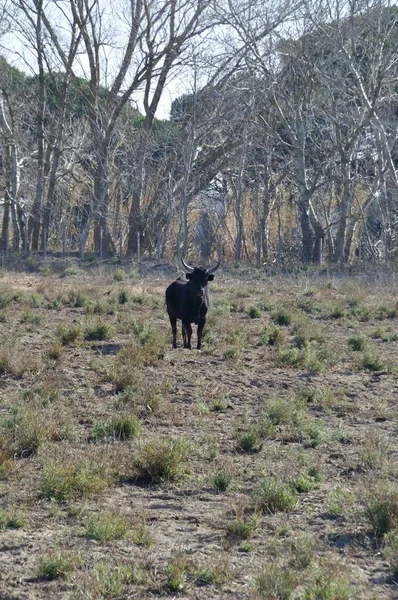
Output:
[
  {"xmin": 254, "ymin": 477, "xmax": 298, "ymax": 514},
  {"xmin": 83, "ymin": 511, "xmax": 130, "ymax": 542},
  {"xmin": 131, "ymin": 437, "xmax": 190, "ymax": 484}
]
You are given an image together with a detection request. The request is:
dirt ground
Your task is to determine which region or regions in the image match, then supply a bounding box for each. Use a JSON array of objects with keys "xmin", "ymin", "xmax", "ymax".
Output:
[{"xmin": 0, "ymin": 263, "xmax": 397, "ymax": 599}]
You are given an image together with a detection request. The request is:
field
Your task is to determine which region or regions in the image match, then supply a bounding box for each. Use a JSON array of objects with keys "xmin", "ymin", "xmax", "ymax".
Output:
[{"xmin": 0, "ymin": 262, "xmax": 397, "ymax": 600}]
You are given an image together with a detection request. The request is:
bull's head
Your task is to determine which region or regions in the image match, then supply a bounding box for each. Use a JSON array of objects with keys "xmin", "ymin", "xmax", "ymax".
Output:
[{"xmin": 181, "ymin": 246, "xmax": 221, "ymax": 300}]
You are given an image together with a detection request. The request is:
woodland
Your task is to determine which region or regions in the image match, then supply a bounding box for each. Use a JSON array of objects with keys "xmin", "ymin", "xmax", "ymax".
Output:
[{"xmin": 0, "ymin": 0, "xmax": 398, "ymax": 267}]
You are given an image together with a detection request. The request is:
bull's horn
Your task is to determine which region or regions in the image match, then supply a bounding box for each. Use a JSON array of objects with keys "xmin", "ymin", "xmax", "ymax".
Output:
[
  {"xmin": 181, "ymin": 256, "xmax": 195, "ymax": 272},
  {"xmin": 207, "ymin": 240, "xmax": 222, "ymax": 274}
]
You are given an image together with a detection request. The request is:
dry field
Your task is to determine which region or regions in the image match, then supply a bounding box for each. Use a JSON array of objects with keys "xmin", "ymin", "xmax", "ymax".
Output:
[{"xmin": 0, "ymin": 262, "xmax": 398, "ymax": 600}]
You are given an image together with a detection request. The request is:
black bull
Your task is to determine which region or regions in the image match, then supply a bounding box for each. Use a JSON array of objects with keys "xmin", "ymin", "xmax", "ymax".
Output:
[{"xmin": 165, "ymin": 257, "xmax": 220, "ymax": 350}]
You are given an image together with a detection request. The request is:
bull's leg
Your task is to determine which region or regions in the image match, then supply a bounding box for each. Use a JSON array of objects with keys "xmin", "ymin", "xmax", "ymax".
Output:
[
  {"xmin": 197, "ymin": 318, "xmax": 206, "ymax": 350},
  {"xmin": 182, "ymin": 321, "xmax": 192, "ymax": 349},
  {"xmin": 182, "ymin": 323, "xmax": 187, "ymax": 347},
  {"xmin": 168, "ymin": 313, "xmax": 177, "ymax": 349}
]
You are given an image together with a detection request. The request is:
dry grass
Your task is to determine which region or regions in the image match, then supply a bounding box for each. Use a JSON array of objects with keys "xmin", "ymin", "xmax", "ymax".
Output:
[{"xmin": 0, "ymin": 265, "xmax": 397, "ymax": 599}]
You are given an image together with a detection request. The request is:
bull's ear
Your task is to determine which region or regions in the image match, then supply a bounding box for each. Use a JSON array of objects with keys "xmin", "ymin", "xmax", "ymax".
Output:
[
  {"xmin": 208, "ymin": 274, "xmax": 214, "ymax": 281},
  {"xmin": 186, "ymin": 273, "xmax": 192, "ymax": 279}
]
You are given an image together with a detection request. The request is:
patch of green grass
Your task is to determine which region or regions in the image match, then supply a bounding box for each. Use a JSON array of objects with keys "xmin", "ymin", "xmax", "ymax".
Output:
[
  {"xmin": 39, "ymin": 550, "xmax": 78, "ymax": 580},
  {"xmin": 73, "ymin": 562, "xmax": 144, "ymax": 597},
  {"xmin": 56, "ymin": 323, "xmax": 81, "ymax": 345},
  {"xmin": 254, "ymin": 477, "xmax": 298, "ymax": 514},
  {"xmin": 360, "ymin": 434, "xmax": 391, "ymax": 470},
  {"xmin": 223, "ymin": 327, "xmax": 248, "ymax": 359},
  {"xmin": 299, "ymin": 386, "xmax": 348, "ymax": 413},
  {"xmin": 254, "ymin": 562, "xmax": 298, "ymax": 599},
  {"xmin": 85, "ymin": 300, "xmax": 114, "ymax": 316},
  {"xmin": 89, "ymin": 414, "xmax": 141, "ymax": 442},
  {"xmin": 292, "ymin": 324, "xmax": 324, "ymax": 349},
  {"xmin": 111, "ymin": 338, "xmax": 165, "ymax": 389},
  {"xmin": 227, "ymin": 514, "xmax": 260, "ymax": 539},
  {"xmin": 211, "ymin": 469, "xmax": 233, "ymax": 492},
  {"xmin": 246, "ymin": 305, "xmax": 261, "ymax": 319},
  {"xmin": 325, "ymin": 303, "xmax": 346, "ymax": 319},
  {"xmin": 271, "ymin": 308, "xmax": 293, "ymax": 326},
  {"xmin": 1, "ymin": 402, "xmax": 71, "ymax": 458},
  {"xmin": 347, "ymin": 332, "xmax": 366, "ymax": 351},
  {"xmin": 114, "ymin": 268, "xmax": 127, "ymax": 282},
  {"xmin": 213, "ymin": 297, "xmax": 232, "ymax": 315},
  {"xmin": 367, "ymin": 483, "xmax": 398, "ymax": 537},
  {"xmin": 384, "ymin": 528, "xmax": 398, "ymax": 579},
  {"xmin": 41, "ymin": 457, "xmax": 114, "ymax": 502},
  {"xmin": 84, "ymin": 320, "xmax": 112, "ymax": 341},
  {"xmin": 164, "ymin": 559, "xmax": 189, "ymax": 592},
  {"xmin": 360, "ymin": 350, "xmax": 385, "ymax": 372},
  {"xmin": 277, "ymin": 343, "xmax": 337, "ymax": 374},
  {"xmin": 302, "ymin": 565, "xmax": 352, "ymax": 599},
  {"xmin": 67, "ymin": 289, "xmax": 87, "ymax": 308},
  {"xmin": 287, "ymin": 533, "xmax": 316, "ymax": 570},
  {"xmin": 45, "ymin": 341, "xmax": 63, "ymax": 361},
  {"xmin": 0, "ymin": 342, "xmax": 41, "ymax": 377},
  {"xmin": 259, "ymin": 396, "xmax": 325, "ymax": 448},
  {"xmin": 20, "ymin": 307, "xmax": 42, "ymax": 325},
  {"xmin": 209, "ymin": 397, "xmax": 228, "ymax": 412},
  {"xmin": 131, "ymin": 293, "xmax": 148, "ymax": 306},
  {"xmin": 59, "ymin": 267, "xmax": 83, "ymax": 278},
  {"xmin": 238, "ymin": 429, "xmax": 260, "ymax": 453},
  {"xmin": 83, "ymin": 511, "xmax": 130, "ymax": 542},
  {"xmin": 132, "ymin": 437, "xmax": 190, "ymax": 484},
  {"xmin": 291, "ymin": 467, "xmax": 323, "ymax": 493},
  {"xmin": 0, "ymin": 290, "xmax": 25, "ymax": 308},
  {"xmin": 132, "ymin": 518, "xmax": 154, "ymax": 547},
  {"xmin": 326, "ymin": 487, "xmax": 356, "ymax": 517},
  {"xmin": 375, "ymin": 304, "xmax": 397, "ymax": 320},
  {"xmin": 259, "ymin": 326, "xmax": 285, "ymax": 347},
  {"xmin": 0, "ymin": 507, "xmax": 26, "ymax": 529},
  {"xmin": 223, "ymin": 346, "xmax": 240, "ymax": 360},
  {"xmin": 118, "ymin": 289, "xmax": 129, "ymax": 304}
]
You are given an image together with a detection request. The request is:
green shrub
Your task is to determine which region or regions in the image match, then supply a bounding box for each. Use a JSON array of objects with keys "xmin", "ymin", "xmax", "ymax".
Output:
[
  {"xmin": 83, "ymin": 511, "xmax": 130, "ymax": 542},
  {"xmin": 384, "ymin": 528, "xmax": 398, "ymax": 579},
  {"xmin": 367, "ymin": 483, "xmax": 398, "ymax": 537},
  {"xmin": 259, "ymin": 326, "xmax": 284, "ymax": 347},
  {"xmin": 56, "ymin": 323, "xmax": 81, "ymax": 345},
  {"xmin": 347, "ymin": 333, "xmax": 366, "ymax": 351},
  {"xmin": 118, "ymin": 289, "xmax": 129, "ymax": 304},
  {"xmin": 211, "ymin": 470, "xmax": 232, "ymax": 492},
  {"xmin": 0, "ymin": 507, "xmax": 26, "ymax": 529},
  {"xmin": 41, "ymin": 458, "xmax": 113, "ymax": 502},
  {"xmin": 254, "ymin": 563, "xmax": 298, "ymax": 599},
  {"xmin": 271, "ymin": 308, "xmax": 293, "ymax": 326},
  {"xmin": 326, "ymin": 303, "xmax": 345, "ymax": 319},
  {"xmin": 84, "ymin": 321, "xmax": 111, "ymax": 341},
  {"xmin": 67, "ymin": 289, "xmax": 87, "ymax": 308},
  {"xmin": 132, "ymin": 438, "xmax": 190, "ymax": 484},
  {"xmin": 238, "ymin": 430, "xmax": 259, "ymax": 453},
  {"xmin": 292, "ymin": 468, "xmax": 323, "ymax": 493},
  {"xmin": 246, "ymin": 305, "xmax": 261, "ymax": 319},
  {"xmin": 164, "ymin": 560, "xmax": 188, "ymax": 592},
  {"xmin": 302, "ymin": 567, "xmax": 352, "ymax": 600},
  {"xmin": 254, "ymin": 477, "xmax": 298, "ymax": 513},
  {"xmin": 89, "ymin": 415, "xmax": 141, "ymax": 442},
  {"xmin": 114, "ymin": 269, "xmax": 127, "ymax": 282},
  {"xmin": 227, "ymin": 514, "xmax": 260, "ymax": 539},
  {"xmin": 360, "ymin": 351, "xmax": 385, "ymax": 372},
  {"xmin": 39, "ymin": 551, "xmax": 78, "ymax": 580}
]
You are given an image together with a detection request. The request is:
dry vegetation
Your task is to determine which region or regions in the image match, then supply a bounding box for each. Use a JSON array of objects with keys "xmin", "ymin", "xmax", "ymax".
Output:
[{"xmin": 0, "ymin": 261, "xmax": 398, "ymax": 599}]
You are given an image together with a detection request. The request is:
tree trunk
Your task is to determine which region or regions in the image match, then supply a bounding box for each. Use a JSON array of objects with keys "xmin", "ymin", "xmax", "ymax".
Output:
[
  {"xmin": 300, "ymin": 206, "xmax": 314, "ymax": 263},
  {"xmin": 29, "ymin": 2, "xmax": 46, "ymax": 251},
  {"xmin": 0, "ymin": 197, "xmax": 10, "ymax": 252}
]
